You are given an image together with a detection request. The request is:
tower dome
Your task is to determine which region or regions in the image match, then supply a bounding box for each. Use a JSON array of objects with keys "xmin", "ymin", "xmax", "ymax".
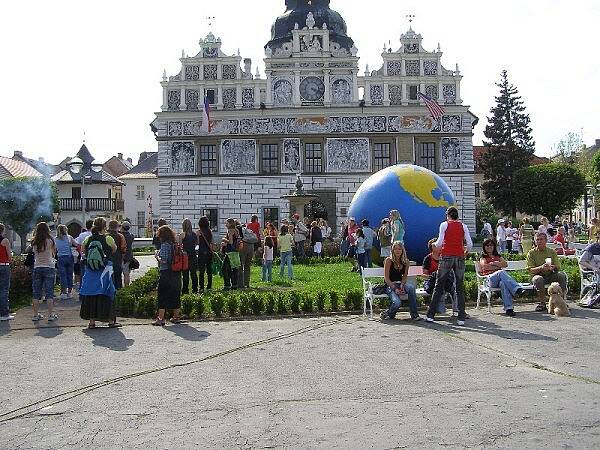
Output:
[{"xmin": 266, "ymin": 0, "xmax": 354, "ymax": 51}]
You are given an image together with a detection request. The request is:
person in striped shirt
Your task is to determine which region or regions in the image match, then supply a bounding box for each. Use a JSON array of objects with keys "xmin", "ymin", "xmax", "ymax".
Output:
[{"xmin": 426, "ymin": 207, "xmax": 473, "ymax": 326}]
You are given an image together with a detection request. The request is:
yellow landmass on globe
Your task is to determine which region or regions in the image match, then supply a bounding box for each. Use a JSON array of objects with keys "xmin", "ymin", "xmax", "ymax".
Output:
[{"xmin": 394, "ymin": 166, "xmax": 452, "ymax": 208}]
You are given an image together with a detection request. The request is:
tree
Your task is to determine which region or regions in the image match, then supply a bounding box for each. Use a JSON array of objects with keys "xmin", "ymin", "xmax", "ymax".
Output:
[
  {"xmin": 475, "ymin": 198, "xmax": 498, "ymax": 234},
  {"xmin": 0, "ymin": 177, "xmax": 59, "ymax": 252},
  {"xmin": 513, "ymin": 164, "xmax": 586, "ymax": 219},
  {"xmin": 551, "ymin": 131, "xmax": 585, "ymax": 165},
  {"xmin": 480, "ymin": 70, "xmax": 535, "ymax": 217}
]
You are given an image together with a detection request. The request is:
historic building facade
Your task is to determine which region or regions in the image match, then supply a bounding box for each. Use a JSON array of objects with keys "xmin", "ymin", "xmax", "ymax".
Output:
[{"xmin": 152, "ymin": 0, "xmax": 477, "ymax": 234}]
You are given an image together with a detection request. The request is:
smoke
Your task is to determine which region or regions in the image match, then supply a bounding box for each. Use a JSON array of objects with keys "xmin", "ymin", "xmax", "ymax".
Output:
[{"xmin": 0, "ymin": 177, "xmax": 55, "ymax": 236}]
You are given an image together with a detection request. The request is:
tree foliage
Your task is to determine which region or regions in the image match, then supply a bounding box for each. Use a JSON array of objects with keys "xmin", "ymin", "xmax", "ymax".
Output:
[
  {"xmin": 513, "ymin": 163, "xmax": 586, "ymax": 219},
  {"xmin": 0, "ymin": 177, "xmax": 59, "ymax": 252},
  {"xmin": 481, "ymin": 70, "xmax": 535, "ymax": 217},
  {"xmin": 551, "ymin": 131, "xmax": 585, "ymax": 165},
  {"xmin": 475, "ymin": 199, "xmax": 498, "ymax": 234}
]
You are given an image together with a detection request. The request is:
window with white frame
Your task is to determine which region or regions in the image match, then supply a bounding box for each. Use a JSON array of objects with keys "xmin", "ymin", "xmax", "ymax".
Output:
[{"xmin": 136, "ymin": 185, "xmax": 145, "ymax": 200}]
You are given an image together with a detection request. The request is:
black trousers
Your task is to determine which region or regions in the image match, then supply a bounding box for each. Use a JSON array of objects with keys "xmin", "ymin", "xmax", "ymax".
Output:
[
  {"xmin": 182, "ymin": 255, "xmax": 198, "ymax": 294},
  {"xmin": 198, "ymin": 253, "xmax": 213, "ymax": 290}
]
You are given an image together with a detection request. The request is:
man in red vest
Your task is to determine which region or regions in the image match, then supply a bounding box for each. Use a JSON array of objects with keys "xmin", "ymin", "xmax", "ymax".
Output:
[{"xmin": 426, "ymin": 207, "xmax": 473, "ymax": 325}]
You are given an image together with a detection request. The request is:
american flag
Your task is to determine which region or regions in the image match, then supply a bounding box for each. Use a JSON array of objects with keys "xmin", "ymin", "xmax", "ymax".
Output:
[
  {"xmin": 418, "ymin": 92, "xmax": 445, "ymax": 121},
  {"xmin": 201, "ymin": 97, "xmax": 212, "ymax": 133}
]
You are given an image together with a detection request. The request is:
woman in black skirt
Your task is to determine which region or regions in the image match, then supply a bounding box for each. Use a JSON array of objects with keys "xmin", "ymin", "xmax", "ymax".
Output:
[
  {"xmin": 79, "ymin": 217, "xmax": 119, "ymax": 329},
  {"xmin": 152, "ymin": 225, "xmax": 182, "ymax": 326}
]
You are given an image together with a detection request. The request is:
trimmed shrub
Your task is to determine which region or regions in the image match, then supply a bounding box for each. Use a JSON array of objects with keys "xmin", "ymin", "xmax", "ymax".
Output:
[
  {"xmin": 210, "ymin": 294, "xmax": 225, "ymax": 317},
  {"xmin": 226, "ymin": 295, "xmax": 239, "ymax": 317},
  {"xmin": 239, "ymin": 293, "xmax": 251, "ymax": 316},
  {"xmin": 276, "ymin": 293, "xmax": 288, "ymax": 315},
  {"xmin": 265, "ymin": 293, "xmax": 276, "ymax": 315},
  {"xmin": 315, "ymin": 291, "xmax": 328, "ymax": 312},
  {"xmin": 343, "ymin": 291, "xmax": 353, "ymax": 311},
  {"xmin": 289, "ymin": 292, "xmax": 301, "ymax": 313},
  {"xmin": 348, "ymin": 289, "xmax": 363, "ymax": 311},
  {"xmin": 249, "ymin": 292, "xmax": 264, "ymax": 316},
  {"xmin": 181, "ymin": 294, "xmax": 195, "ymax": 318},
  {"xmin": 194, "ymin": 295, "xmax": 206, "ymax": 318},
  {"xmin": 300, "ymin": 293, "xmax": 313, "ymax": 313},
  {"xmin": 329, "ymin": 290, "xmax": 340, "ymax": 311}
]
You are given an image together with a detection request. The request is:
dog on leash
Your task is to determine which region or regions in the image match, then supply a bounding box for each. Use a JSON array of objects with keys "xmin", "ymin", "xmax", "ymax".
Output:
[{"xmin": 547, "ymin": 282, "xmax": 570, "ymax": 317}]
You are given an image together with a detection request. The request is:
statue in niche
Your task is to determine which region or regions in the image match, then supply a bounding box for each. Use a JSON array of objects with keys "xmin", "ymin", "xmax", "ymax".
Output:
[
  {"xmin": 301, "ymin": 35, "xmax": 322, "ymax": 53},
  {"xmin": 273, "ymin": 80, "xmax": 293, "ymax": 105},
  {"xmin": 331, "ymin": 79, "xmax": 351, "ymax": 104}
]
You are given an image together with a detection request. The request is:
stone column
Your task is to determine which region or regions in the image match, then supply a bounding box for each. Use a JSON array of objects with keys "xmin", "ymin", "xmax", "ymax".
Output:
[
  {"xmin": 401, "ymin": 83, "xmax": 408, "ymax": 105},
  {"xmin": 351, "ymin": 70, "xmax": 359, "ymax": 103},
  {"xmin": 383, "ymin": 82, "xmax": 390, "ymax": 106},
  {"xmin": 456, "ymin": 80, "xmax": 462, "ymax": 104},
  {"xmin": 293, "ymin": 71, "xmax": 301, "ymax": 105},
  {"xmin": 266, "ymin": 70, "xmax": 273, "ymax": 106},
  {"xmin": 161, "ymin": 86, "xmax": 168, "ymax": 111},
  {"xmin": 254, "ymin": 84, "xmax": 262, "ymax": 108},
  {"xmin": 179, "ymin": 88, "xmax": 186, "ymax": 110},
  {"xmin": 401, "ymin": 59, "xmax": 406, "ymax": 76},
  {"xmin": 364, "ymin": 80, "xmax": 371, "ymax": 103},
  {"xmin": 324, "ymin": 70, "xmax": 331, "ymax": 105},
  {"xmin": 236, "ymin": 85, "xmax": 242, "ymax": 108},
  {"xmin": 438, "ymin": 81, "xmax": 445, "ymax": 105}
]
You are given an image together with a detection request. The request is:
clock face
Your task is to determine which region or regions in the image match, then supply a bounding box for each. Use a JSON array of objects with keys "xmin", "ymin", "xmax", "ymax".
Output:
[{"xmin": 300, "ymin": 77, "xmax": 325, "ymax": 102}]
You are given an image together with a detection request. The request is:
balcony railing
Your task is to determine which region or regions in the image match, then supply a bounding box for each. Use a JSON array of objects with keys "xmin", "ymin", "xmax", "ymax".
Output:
[{"xmin": 60, "ymin": 198, "xmax": 125, "ymax": 212}]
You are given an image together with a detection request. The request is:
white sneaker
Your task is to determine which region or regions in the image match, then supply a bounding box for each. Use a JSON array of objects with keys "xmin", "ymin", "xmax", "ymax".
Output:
[
  {"xmin": 425, "ymin": 316, "xmax": 435, "ymax": 323},
  {"xmin": 32, "ymin": 314, "xmax": 44, "ymax": 322},
  {"xmin": 457, "ymin": 320, "xmax": 465, "ymax": 326},
  {"xmin": 48, "ymin": 313, "xmax": 59, "ymax": 322},
  {"xmin": 0, "ymin": 315, "xmax": 15, "ymax": 321},
  {"xmin": 59, "ymin": 293, "xmax": 68, "ymax": 300}
]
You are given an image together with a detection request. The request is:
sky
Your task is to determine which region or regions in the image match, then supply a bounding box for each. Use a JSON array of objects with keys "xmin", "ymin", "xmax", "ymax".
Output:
[{"xmin": 0, "ymin": 0, "xmax": 598, "ymax": 165}]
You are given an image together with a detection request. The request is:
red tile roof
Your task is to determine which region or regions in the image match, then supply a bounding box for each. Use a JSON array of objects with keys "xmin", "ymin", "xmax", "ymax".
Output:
[
  {"xmin": 473, "ymin": 145, "xmax": 550, "ymax": 173},
  {"xmin": 0, "ymin": 156, "xmax": 43, "ymax": 179}
]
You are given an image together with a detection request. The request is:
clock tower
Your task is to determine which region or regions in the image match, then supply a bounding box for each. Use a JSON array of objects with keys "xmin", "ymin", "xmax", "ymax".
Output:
[{"xmin": 265, "ymin": 1, "xmax": 359, "ymax": 108}]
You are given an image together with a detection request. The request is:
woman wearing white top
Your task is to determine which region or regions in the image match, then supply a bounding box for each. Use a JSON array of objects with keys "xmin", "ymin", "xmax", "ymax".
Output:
[{"xmin": 319, "ymin": 219, "xmax": 331, "ymax": 241}]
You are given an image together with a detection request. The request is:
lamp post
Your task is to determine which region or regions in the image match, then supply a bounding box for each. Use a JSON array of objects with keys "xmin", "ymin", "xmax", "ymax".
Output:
[{"xmin": 67, "ymin": 156, "xmax": 103, "ymax": 227}]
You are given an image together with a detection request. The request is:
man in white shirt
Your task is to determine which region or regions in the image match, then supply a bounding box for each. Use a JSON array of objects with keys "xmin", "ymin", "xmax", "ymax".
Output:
[
  {"xmin": 360, "ymin": 219, "xmax": 376, "ymax": 268},
  {"xmin": 496, "ymin": 219, "xmax": 507, "ymax": 253}
]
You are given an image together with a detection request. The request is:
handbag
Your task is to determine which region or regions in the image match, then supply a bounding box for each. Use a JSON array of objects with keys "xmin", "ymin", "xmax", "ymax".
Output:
[
  {"xmin": 129, "ymin": 256, "xmax": 140, "ymax": 271},
  {"xmin": 198, "ymin": 230, "xmax": 217, "ymax": 253},
  {"xmin": 171, "ymin": 243, "xmax": 189, "ymax": 272},
  {"xmin": 226, "ymin": 251, "xmax": 241, "ymax": 269},
  {"xmin": 211, "ymin": 252, "xmax": 223, "ymax": 275}
]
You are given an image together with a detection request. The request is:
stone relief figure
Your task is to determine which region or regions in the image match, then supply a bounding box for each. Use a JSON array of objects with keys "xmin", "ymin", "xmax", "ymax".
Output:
[
  {"xmin": 306, "ymin": 12, "xmax": 315, "ymax": 29},
  {"xmin": 331, "ymin": 79, "xmax": 351, "ymax": 104},
  {"xmin": 282, "ymin": 139, "xmax": 301, "ymax": 173},
  {"xmin": 301, "ymin": 35, "xmax": 322, "ymax": 53},
  {"xmin": 273, "ymin": 79, "xmax": 293, "ymax": 106},
  {"xmin": 326, "ymin": 138, "xmax": 370, "ymax": 172},
  {"xmin": 441, "ymin": 138, "xmax": 462, "ymax": 170},
  {"xmin": 221, "ymin": 139, "xmax": 257, "ymax": 174},
  {"xmin": 170, "ymin": 142, "xmax": 195, "ymax": 173}
]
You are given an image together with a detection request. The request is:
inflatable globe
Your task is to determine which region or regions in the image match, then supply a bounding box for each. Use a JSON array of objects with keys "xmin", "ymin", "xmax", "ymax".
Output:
[{"xmin": 348, "ymin": 164, "xmax": 456, "ymax": 263}]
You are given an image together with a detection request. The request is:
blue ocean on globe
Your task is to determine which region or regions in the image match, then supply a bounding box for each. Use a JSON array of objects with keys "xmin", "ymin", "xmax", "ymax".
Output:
[{"xmin": 348, "ymin": 164, "xmax": 456, "ymax": 263}]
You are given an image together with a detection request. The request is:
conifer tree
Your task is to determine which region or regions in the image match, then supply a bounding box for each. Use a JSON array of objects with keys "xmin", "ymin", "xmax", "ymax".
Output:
[{"xmin": 481, "ymin": 70, "xmax": 535, "ymax": 217}]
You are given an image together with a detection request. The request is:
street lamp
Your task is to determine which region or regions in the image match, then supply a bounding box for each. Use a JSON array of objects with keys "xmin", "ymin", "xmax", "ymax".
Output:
[{"xmin": 67, "ymin": 157, "xmax": 103, "ymax": 227}]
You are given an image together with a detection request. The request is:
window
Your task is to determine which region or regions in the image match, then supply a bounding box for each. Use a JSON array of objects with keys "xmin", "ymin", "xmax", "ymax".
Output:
[
  {"xmin": 203, "ymin": 208, "xmax": 218, "ymax": 232},
  {"xmin": 200, "ymin": 145, "xmax": 218, "ymax": 175},
  {"xmin": 72, "ymin": 187, "xmax": 81, "ymax": 199},
  {"xmin": 417, "ymin": 142, "xmax": 436, "ymax": 171},
  {"xmin": 474, "ymin": 183, "xmax": 481, "ymax": 198},
  {"xmin": 137, "ymin": 211, "xmax": 146, "ymax": 232},
  {"xmin": 261, "ymin": 144, "xmax": 279, "ymax": 174},
  {"xmin": 136, "ymin": 185, "xmax": 145, "ymax": 200},
  {"xmin": 107, "ymin": 188, "xmax": 112, "ymax": 198},
  {"xmin": 409, "ymin": 85, "xmax": 419, "ymax": 101},
  {"xmin": 373, "ymin": 143, "xmax": 391, "ymax": 172},
  {"xmin": 205, "ymin": 89, "xmax": 216, "ymax": 105},
  {"xmin": 263, "ymin": 207, "xmax": 279, "ymax": 229},
  {"xmin": 305, "ymin": 143, "xmax": 323, "ymax": 174}
]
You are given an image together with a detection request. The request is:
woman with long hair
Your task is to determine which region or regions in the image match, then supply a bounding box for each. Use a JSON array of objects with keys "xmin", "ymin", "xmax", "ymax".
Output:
[
  {"xmin": 153, "ymin": 225, "xmax": 182, "ymax": 325},
  {"xmin": 79, "ymin": 217, "xmax": 119, "ymax": 328},
  {"xmin": 180, "ymin": 218, "xmax": 198, "ymax": 294},
  {"xmin": 31, "ymin": 222, "xmax": 57, "ymax": 322},
  {"xmin": 197, "ymin": 216, "xmax": 214, "ymax": 291},
  {"xmin": 389, "ymin": 210, "xmax": 406, "ymax": 244},
  {"xmin": 278, "ymin": 224, "xmax": 294, "ymax": 279},
  {"xmin": 55, "ymin": 224, "xmax": 77, "ymax": 299},
  {"xmin": 479, "ymin": 238, "xmax": 523, "ymax": 317},
  {"xmin": 221, "ymin": 218, "xmax": 241, "ymax": 290},
  {"xmin": 380, "ymin": 241, "xmax": 421, "ymax": 321}
]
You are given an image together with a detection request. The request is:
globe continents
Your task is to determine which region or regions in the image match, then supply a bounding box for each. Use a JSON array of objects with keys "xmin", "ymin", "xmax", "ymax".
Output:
[{"xmin": 348, "ymin": 164, "xmax": 456, "ymax": 263}]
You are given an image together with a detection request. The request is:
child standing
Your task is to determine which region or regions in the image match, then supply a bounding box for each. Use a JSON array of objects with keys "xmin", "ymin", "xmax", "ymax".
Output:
[
  {"xmin": 278, "ymin": 225, "xmax": 294, "ymax": 279},
  {"xmin": 355, "ymin": 228, "xmax": 366, "ymax": 274},
  {"xmin": 262, "ymin": 236, "xmax": 274, "ymax": 282}
]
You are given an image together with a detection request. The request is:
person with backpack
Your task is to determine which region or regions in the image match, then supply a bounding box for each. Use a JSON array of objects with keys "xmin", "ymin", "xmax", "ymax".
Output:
[
  {"xmin": 221, "ymin": 218, "xmax": 241, "ymax": 290},
  {"xmin": 153, "ymin": 225, "xmax": 182, "ymax": 326},
  {"xmin": 107, "ymin": 220, "xmax": 127, "ymax": 290},
  {"xmin": 180, "ymin": 218, "xmax": 198, "ymax": 294},
  {"xmin": 55, "ymin": 224, "xmax": 77, "ymax": 300},
  {"xmin": 79, "ymin": 217, "xmax": 119, "ymax": 328},
  {"xmin": 120, "ymin": 221, "xmax": 135, "ymax": 287}
]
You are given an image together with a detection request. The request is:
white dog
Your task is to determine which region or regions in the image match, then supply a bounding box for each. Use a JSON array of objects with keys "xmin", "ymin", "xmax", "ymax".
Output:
[{"xmin": 547, "ymin": 282, "xmax": 570, "ymax": 317}]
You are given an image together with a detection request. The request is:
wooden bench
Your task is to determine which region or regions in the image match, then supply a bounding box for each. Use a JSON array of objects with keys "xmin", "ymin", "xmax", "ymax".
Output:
[{"xmin": 361, "ymin": 266, "xmax": 428, "ymax": 319}]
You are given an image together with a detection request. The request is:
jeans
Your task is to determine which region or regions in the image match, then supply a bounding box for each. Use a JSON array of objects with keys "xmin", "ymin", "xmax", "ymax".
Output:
[
  {"xmin": 0, "ymin": 265, "xmax": 10, "ymax": 317},
  {"xmin": 357, "ymin": 252, "xmax": 367, "ymax": 274},
  {"xmin": 295, "ymin": 240, "xmax": 306, "ymax": 259},
  {"xmin": 365, "ymin": 248, "xmax": 372, "ymax": 268},
  {"xmin": 428, "ymin": 256, "xmax": 466, "ymax": 320},
  {"xmin": 498, "ymin": 240, "xmax": 507, "ymax": 253},
  {"xmin": 532, "ymin": 271, "xmax": 568, "ymax": 298},
  {"xmin": 32, "ymin": 267, "xmax": 56, "ymax": 300},
  {"xmin": 487, "ymin": 270, "xmax": 520, "ymax": 310},
  {"xmin": 262, "ymin": 261, "xmax": 273, "ymax": 282},
  {"xmin": 57, "ymin": 255, "xmax": 74, "ymax": 290},
  {"xmin": 386, "ymin": 283, "xmax": 419, "ymax": 319},
  {"xmin": 279, "ymin": 251, "xmax": 293, "ymax": 279},
  {"xmin": 182, "ymin": 254, "xmax": 198, "ymax": 294}
]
